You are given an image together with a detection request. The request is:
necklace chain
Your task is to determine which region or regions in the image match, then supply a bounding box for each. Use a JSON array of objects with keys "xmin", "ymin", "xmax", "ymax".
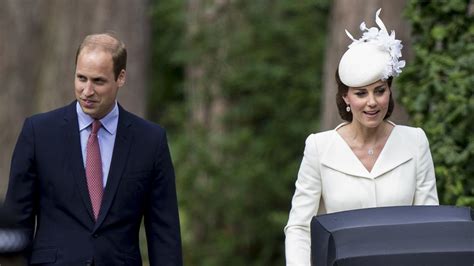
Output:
[
  {"xmin": 345, "ymin": 123, "xmax": 390, "ymax": 156},
  {"xmin": 367, "ymin": 127, "xmax": 386, "ymax": 155}
]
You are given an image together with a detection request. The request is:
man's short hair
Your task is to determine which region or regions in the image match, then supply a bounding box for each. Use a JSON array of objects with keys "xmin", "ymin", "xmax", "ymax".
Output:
[{"xmin": 75, "ymin": 32, "xmax": 127, "ymax": 80}]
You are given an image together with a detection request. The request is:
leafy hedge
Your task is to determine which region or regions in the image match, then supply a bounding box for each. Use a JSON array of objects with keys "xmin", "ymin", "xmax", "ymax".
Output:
[{"xmin": 398, "ymin": 0, "xmax": 474, "ymax": 207}]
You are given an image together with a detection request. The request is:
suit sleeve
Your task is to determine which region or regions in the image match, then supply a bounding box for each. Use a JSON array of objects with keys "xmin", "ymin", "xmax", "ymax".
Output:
[
  {"xmin": 4, "ymin": 118, "xmax": 38, "ymax": 241},
  {"xmin": 413, "ymin": 128, "xmax": 439, "ymax": 205},
  {"xmin": 145, "ymin": 130, "xmax": 183, "ymax": 266},
  {"xmin": 284, "ymin": 134, "xmax": 322, "ymax": 266}
]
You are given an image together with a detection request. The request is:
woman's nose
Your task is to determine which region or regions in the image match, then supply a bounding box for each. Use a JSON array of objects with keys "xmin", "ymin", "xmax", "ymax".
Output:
[{"xmin": 367, "ymin": 93, "xmax": 377, "ymax": 107}]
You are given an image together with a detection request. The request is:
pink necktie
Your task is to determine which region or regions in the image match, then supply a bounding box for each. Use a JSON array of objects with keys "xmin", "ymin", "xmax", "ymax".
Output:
[{"xmin": 86, "ymin": 120, "xmax": 103, "ymax": 220}]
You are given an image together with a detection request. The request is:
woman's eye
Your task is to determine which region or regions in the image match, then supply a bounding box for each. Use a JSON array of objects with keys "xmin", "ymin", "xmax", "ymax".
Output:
[
  {"xmin": 355, "ymin": 92, "xmax": 366, "ymax": 96},
  {"xmin": 375, "ymin": 88, "xmax": 386, "ymax": 95}
]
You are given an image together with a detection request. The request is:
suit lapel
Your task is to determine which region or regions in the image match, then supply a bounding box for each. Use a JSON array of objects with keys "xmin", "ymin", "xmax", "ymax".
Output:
[
  {"xmin": 94, "ymin": 105, "xmax": 133, "ymax": 230},
  {"xmin": 320, "ymin": 132, "xmax": 371, "ymax": 178},
  {"xmin": 63, "ymin": 102, "xmax": 96, "ymax": 222},
  {"xmin": 320, "ymin": 126, "xmax": 413, "ymax": 179},
  {"xmin": 370, "ymin": 127, "xmax": 413, "ymax": 178}
]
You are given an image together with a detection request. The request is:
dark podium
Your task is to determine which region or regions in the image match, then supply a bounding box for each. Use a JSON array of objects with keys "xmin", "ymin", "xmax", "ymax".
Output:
[{"xmin": 311, "ymin": 205, "xmax": 474, "ymax": 266}]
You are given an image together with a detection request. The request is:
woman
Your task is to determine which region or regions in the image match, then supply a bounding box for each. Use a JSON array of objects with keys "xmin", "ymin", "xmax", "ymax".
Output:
[{"xmin": 284, "ymin": 9, "xmax": 438, "ymax": 266}]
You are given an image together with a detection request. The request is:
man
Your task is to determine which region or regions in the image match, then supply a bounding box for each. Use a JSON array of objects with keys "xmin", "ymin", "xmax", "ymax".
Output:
[{"xmin": 5, "ymin": 33, "xmax": 182, "ymax": 265}]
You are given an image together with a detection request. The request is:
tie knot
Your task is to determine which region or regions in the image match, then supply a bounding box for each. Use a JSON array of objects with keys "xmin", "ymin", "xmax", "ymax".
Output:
[{"xmin": 91, "ymin": 120, "xmax": 102, "ymax": 134}]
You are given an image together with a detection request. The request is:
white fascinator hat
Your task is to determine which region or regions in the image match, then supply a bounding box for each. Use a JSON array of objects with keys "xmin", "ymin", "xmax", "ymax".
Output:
[{"xmin": 338, "ymin": 9, "xmax": 406, "ymax": 87}]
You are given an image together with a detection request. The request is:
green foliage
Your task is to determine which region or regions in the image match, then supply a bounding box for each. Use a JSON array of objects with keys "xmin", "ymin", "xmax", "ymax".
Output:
[
  {"xmin": 148, "ymin": 0, "xmax": 329, "ymax": 265},
  {"xmin": 399, "ymin": 1, "xmax": 474, "ymax": 207},
  {"xmin": 147, "ymin": 0, "xmax": 187, "ymax": 131}
]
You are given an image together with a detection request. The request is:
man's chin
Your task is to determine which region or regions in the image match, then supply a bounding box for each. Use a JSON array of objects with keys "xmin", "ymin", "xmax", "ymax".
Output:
[{"xmin": 80, "ymin": 106, "xmax": 100, "ymax": 119}]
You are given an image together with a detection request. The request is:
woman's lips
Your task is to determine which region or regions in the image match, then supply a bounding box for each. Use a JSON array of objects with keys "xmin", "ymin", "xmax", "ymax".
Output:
[{"xmin": 363, "ymin": 110, "xmax": 379, "ymax": 117}]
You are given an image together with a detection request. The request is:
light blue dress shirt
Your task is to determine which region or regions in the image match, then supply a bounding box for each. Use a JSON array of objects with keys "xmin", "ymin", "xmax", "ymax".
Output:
[{"xmin": 76, "ymin": 102, "xmax": 119, "ymax": 187}]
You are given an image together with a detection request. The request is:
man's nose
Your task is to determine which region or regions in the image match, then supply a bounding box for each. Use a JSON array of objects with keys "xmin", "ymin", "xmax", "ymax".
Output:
[{"xmin": 83, "ymin": 82, "xmax": 94, "ymax": 96}]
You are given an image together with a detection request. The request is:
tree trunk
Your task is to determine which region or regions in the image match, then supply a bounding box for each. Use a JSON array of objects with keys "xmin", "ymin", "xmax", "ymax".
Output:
[
  {"xmin": 186, "ymin": 0, "xmax": 229, "ymax": 133},
  {"xmin": 184, "ymin": 0, "xmax": 232, "ymax": 246},
  {"xmin": 321, "ymin": 0, "xmax": 411, "ymax": 130},
  {"xmin": 0, "ymin": 0, "xmax": 150, "ymax": 197}
]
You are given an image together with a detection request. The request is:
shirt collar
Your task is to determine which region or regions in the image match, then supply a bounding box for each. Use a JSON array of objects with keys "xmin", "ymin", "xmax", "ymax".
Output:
[{"xmin": 76, "ymin": 101, "xmax": 119, "ymax": 135}]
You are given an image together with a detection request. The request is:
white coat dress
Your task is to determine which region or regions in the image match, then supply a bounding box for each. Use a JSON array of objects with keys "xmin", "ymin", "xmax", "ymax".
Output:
[{"xmin": 284, "ymin": 122, "xmax": 439, "ymax": 266}]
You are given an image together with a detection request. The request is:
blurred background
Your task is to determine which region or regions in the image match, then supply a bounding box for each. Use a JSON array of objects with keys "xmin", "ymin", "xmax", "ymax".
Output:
[{"xmin": 0, "ymin": 0, "xmax": 472, "ymax": 265}]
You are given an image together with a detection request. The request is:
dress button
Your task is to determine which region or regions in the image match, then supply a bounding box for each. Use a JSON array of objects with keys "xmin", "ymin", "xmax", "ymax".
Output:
[{"xmin": 93, "ymin": 234, "xmax": 99, "ymax": 238}]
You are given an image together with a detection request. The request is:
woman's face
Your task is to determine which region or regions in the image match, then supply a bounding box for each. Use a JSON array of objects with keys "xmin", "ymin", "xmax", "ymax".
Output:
[{"xmin": 343, "ymin": 80, "xmax": 391, "ymax": 129}]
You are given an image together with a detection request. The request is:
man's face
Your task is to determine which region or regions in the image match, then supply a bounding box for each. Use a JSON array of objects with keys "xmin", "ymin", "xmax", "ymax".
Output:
[{"xmin": 75, "ymin": 48, "xmax": 125, "ymax": 119}]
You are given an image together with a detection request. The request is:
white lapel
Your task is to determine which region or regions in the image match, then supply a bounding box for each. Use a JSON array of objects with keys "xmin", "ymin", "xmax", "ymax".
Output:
[
  {"xmin": 370, "ymin": 126, "xmax": 413, "ymax": 178},
  {"xmin": 320, "ymin": 126, "xmax": 413, "ymax": 179},
  {"xmin": 320, "ymin": 132, "xmax": 371, "ymax": 178}
]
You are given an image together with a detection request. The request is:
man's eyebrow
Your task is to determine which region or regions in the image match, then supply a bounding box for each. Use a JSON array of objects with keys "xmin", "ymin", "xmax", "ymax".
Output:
[{"xmin": 92, "ymin": 76, "xmax": 107, "ymax": 81}]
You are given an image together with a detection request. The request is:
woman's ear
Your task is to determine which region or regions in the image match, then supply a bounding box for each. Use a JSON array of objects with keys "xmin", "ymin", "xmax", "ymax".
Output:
[{"xmin": 342, "ymin": 93, "xmax": 349, "ymax": 105}]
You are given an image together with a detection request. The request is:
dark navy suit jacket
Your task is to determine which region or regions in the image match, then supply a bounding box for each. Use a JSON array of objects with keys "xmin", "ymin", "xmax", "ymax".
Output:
[{"xmin": 5, "ymin": 102, "xmax": 182, "ymax": 266}]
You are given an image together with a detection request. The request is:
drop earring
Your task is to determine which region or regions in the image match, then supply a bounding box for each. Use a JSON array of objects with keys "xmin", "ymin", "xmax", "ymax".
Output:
[{"xmin": 346, "ymin": 105, "xmax": 351, "ymax": 112}]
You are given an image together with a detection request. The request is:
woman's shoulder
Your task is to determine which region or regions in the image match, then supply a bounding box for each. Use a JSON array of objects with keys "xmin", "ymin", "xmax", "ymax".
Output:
[
  {"xmin": 307, "ymin": 128, "xmax": 337, "ymax": 140},
  {"xmin": 305, "ymin": 121, "xmax": 350, "ymax": 145},
  {"xmin": 304, "ymin": 129, "xmax": 339, "ymax": 152},
  {"xmin": 306, "ymin": 122, "xmax": 348, "ymax": 141},
  {"xmin": 390, "ymin": 123, "xmax": 430, "ymax": 149},
  {"xmin": 392, "ymin": 123, "xmax": 427, "ymax": 139}
]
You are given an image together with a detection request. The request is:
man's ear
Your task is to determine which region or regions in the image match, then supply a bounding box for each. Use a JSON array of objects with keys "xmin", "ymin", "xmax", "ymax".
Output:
[{"xmin": 117, "ymin": 69, "xmax": 126, "ymax": 87}]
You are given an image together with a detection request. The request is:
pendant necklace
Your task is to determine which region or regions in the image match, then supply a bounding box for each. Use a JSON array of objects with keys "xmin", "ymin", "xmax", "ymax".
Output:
[
  {"xmin": 367, "ymin": 126, "xmax": 386, "ymax": 156},
  {"xmin": 367, "ymin": 138, "xmax": 378, "ymax": 156}
]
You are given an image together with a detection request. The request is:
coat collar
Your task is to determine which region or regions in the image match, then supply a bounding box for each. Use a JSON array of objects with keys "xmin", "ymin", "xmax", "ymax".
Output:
[
  {"xmin": 62, "ymin": 102, "xmax": 95, "ymax": 223},
  {"xmin": 320, "ymin": 125, "xmax": 413, "ymax": 179},
  {"xmin": 94, "ymin": 104, "xmax": 133, "ymax": 230},
  {"xmin": 62, "ymin": 102, "xmax": 134, "ymax": 228}
]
